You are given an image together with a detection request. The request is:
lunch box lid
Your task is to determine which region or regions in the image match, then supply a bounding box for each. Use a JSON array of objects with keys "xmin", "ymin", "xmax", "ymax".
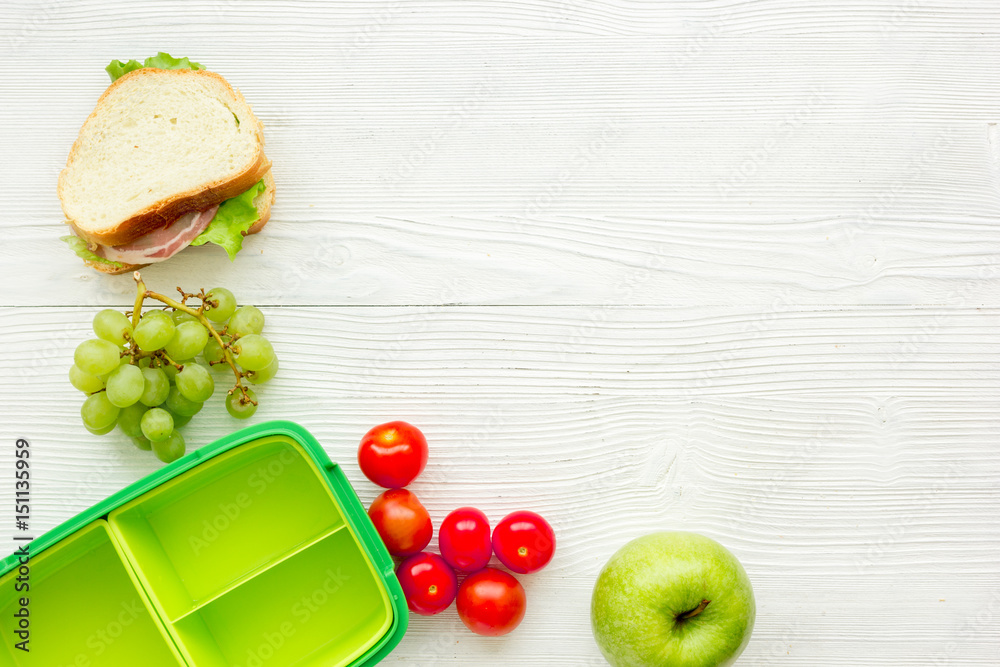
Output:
[{"xmin": 0, "ymin": 420, "xmax": 408, "ymax": 667}]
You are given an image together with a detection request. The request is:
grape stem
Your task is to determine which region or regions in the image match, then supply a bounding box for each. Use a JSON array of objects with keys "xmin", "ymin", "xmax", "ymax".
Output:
[
  {"xmin": 133, "ymin": 272, "xmax": 256, "ymax": 406},
  {"xmin": 130, "ymin": 274, "xmax": 145, "ymax": 329},
  {"xmin": 157, "ymin": 349, "xmax": 185, "ymax": 370}
]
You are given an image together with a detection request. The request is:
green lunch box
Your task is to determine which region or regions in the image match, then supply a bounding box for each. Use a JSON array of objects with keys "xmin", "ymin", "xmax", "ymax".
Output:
[{"xmin": 0, "ymin": 421, "xmax": 408, "ymax": 666}]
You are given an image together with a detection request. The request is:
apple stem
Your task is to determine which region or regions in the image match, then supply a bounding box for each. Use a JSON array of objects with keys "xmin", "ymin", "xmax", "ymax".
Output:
[{"xmin": 677, "ymin": 599, "xmax": 711, "ymax": 621}]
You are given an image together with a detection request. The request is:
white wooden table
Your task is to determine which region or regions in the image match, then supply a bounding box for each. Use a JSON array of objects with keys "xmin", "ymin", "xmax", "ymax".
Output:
[{"xmin": 2, "ymin": 2, "xmax": 999, "ymax": 665}]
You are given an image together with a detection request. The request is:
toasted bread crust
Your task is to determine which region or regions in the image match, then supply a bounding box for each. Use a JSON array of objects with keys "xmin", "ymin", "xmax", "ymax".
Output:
[
  {"xmin": 247, "ymin": 169, "xmax": 276, "ymax": 235},
  {"xmin": 82, "ymin": 168, "xmax": 275, "ymax": 275},
  {"xmin": 85, "ymin": 258, "xmax": 148, "ymax": 276},
  {"xmin": 59, "ymin": 68, "xmax": 269, "ymax": 247}
]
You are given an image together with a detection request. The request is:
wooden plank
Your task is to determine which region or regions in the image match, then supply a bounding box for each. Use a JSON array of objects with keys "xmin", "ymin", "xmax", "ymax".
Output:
[
  {"xmin": 6, "ymin": 305, "xmax": 999, "ymax": 399},
  {"xmin": 1, "ymin": 305, "xmax": 997, "ymax": 663},
  {"xmin": 3, "ymin": 0, "xmax": 1000, "ymax": 39},
  {"xmin": 4, "ymin": 121, "xmax": 998, "ymax": 306},
  {"xmin": 5, "ymin": 36, "xmax": 1000, "ymax": 126}
]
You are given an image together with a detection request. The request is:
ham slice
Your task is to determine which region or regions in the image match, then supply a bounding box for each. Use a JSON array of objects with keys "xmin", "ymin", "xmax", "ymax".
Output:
[{"xmin": 98, "ymin": 205, "xmax": 219, "ymax": 265}]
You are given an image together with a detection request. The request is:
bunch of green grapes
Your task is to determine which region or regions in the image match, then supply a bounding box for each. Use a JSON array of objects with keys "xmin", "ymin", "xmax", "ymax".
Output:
[{"xmin": 70, "ymin": 277, "xmax": 279, "ymax": 463}]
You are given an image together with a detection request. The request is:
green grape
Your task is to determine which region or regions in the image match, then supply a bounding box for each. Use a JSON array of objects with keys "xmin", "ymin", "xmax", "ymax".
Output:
[
  {"xmin": 175, "ymin": 363, "xmax": 214, "ymax": 402},
  {"xmin": 164, "ymin": 386, "xmax": 203, "ymax": 417},
  {"xmin": 105, "ymin": 364, "xmax": 144, "ymax": 408},
  {"xmin": 246, "ymin": 356, "xmax": 279, "ymax": 385},
  {"xmin": 202, "ymin": 336, "xmax": 228, "ymax": 365},
  {"xmin": 233, "ymin": 334, "xmax": 274, "ymax": 371},
  {"xmin": 226, "ymin": 389, "xmax": 258, "ymax": 419},
  {"xmin": 117, "ymin": 403, "xmax": 147, "ymax": 439},
  {"xmin": 133, "ymin": 310, "xmax": 175, "ymax": 351},
  {"xmin": 140, "ymin": 408, "xmax": 173, "ymax": 442},
  {"xmin": 81, "ymin": 392, "xmax": 120, "ymax": 431},
  {"xmin": 164, "ymin": 321, "xmax": 210, "ymax": 360},
  {"xmin": 171, "ymin": 413, "xmax": 193, "ymax": 429},
  {"xmin": 69, "ymin": 364, "xmax": 105, "ymax": 394},
  {"xmin": 204, "ymin": 288, "xmax": 237, "ymax": 322},
  {"xmin": 93, "ymin": 309, "xmax": 133, "ymax": 346},
  {"xmin": 75, "ymin": 338, "xmax": 121, "ymax": 376},
  {"xmin": 171, "ymin": 310, "xmax": 198, "ymax": 325},
  {"xmin": 132, "ymin": 436, "xmax": 153, "ymax": 451},
  {"xmin": 86, "ymin": 422, "xmax": 117, "ymax": 436},
  {"xmin": 139, "ymin": 367, "xmax": 170, "ymax": 407},
  {"xmin": 228, "ymin": 306, "xmax": 264, "ymax": 337},
  {"xmin": 153, "ymin": 431, "xmax": 186, "ymax": 463}
]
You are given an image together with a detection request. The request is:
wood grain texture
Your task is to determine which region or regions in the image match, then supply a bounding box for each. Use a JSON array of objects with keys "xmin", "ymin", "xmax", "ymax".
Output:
[
  {"xmin": 12, "ymin": 210, "xmax": 1000, "ymax": 308},
  {"xmin": 1, "ymin": 1, "xmax": 999, "ymax": 664},
  {"xmin": 3, "ymin": 0, "xmax": 1000, "ymax": 38},
  {"xmin": 5, "ymin": 119, "xmax": 1000, "ymax": 306},
  {"xmin": 1, "ymin": 306, "xmax": 998, "ymax": 664},
  {"xmin": 4, "ymin": 26, "xmax": 1000, "ymax": 306}
]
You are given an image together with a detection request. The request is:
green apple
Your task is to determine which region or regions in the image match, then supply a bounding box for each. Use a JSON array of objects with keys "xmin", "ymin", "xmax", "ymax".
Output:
[{"xmin": 591, "ymin": 532, "xmax": 755, "ymax": 667}]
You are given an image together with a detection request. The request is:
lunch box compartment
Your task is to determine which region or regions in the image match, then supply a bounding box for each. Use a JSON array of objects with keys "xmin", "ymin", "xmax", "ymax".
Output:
[
  {"xmin": 109, "ymin": 436, "xmax": 346, "ymax": 621},
  {"xmin": 171, "ymin": 527, "xmax": 392, "ymax": 667},
  {"xmin": 0, "ymin": 521, "xmax": 183, "ymax": 666}
]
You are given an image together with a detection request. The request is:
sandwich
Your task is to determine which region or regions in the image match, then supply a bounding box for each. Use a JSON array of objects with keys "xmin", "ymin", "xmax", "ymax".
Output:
[{"xmin": 60, "ymin": 53, "xmax": 274, "ymax": 274}]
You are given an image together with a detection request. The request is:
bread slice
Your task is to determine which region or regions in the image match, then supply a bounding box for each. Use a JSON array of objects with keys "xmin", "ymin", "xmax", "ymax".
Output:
[
  {"xmin": 86, "ymin": 168, "xmax": 275, "ymax": 275},
  {"xmin": 59, "ymin": 68, "xmax": 270, "ymax": 247}
]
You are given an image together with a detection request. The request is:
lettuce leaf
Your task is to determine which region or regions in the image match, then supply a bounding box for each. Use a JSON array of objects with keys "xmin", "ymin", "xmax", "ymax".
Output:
[
  {"xmin": 143, "ymin": 53, "xmax": 204, "ymax": 71},
  {"xmin": 61, "ymin": 236, "xmax": 124, "ymax": 269},
  {"xmin": 189, "ymin": 180, "xmax": 266, "ymax": 261},
  {"xmin": 106, "ymin": 53, "xmax": 205, "ymax": 82},
  {"xmin": 105, "ymin": 59, "xmax": 144, "ymax": 82}
]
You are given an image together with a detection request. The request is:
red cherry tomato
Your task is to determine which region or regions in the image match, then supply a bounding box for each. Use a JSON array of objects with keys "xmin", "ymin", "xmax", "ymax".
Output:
[
  {"xmin": 358, "ymin": 421, "xmax": 428, "ymax": 488},
  {"xmin": 491, "ymin": 511, "xmax": 556, "ymax": 574},
  {"xmin": 367, "ymin": 489, "xmax": 433, "ymax": 556},
  {"xmin": 438, "ymin": 507, "xmax": 492, "ymax": 572},
  {"xmin": 396, "ymin": 552, "xmax": 458, "ymax": 616},
  {"xmin": 456, "ymin": 567, "xmax": 526, "ymax": 636}
]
